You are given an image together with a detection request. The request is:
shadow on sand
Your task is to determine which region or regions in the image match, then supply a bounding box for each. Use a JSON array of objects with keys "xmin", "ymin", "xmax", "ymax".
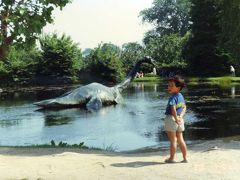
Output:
[{"xmin": 111, "ymin": 161, "xmax": 165, "ymax": 168}]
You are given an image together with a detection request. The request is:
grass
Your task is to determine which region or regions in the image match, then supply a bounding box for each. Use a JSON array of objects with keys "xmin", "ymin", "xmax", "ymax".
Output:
[
  {"xmin": 0, "ymin": 140, "xmax": 119, "ymax": 152},
  {"xmin": 186, "ymin": 76, "xmax": 240, "ymax": 86},
  {"xmin": 1, "ymin": 140, "xmax": 90, "ymax": 149},
  {"xmin": 133, "ymin": 74, "xmax": 161, "ymax": 82},
  {"xmin": 133, "ymin": 75, "xmax": 240, "ymax": 88}
]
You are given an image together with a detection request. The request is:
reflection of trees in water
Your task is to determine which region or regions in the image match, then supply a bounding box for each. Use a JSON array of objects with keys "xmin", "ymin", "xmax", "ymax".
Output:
[
  {"xmin": 45, "ymin": 115, "xmax": 72, "ymax": 126},
  {"xmin": 41, "ymin": 108, "xmax": 88, "ymax": 126},
  {"xmin": 231, "ymin": 86, "xmax": 235, "ymax": 98},
  {"xmin": 185, "ymin": 84, "xmax": 240, "ymax": 140},
  {"xmin": 156, "ymin": 126, "xmax": 168, "ymax": 142},
  {"xmin": 132, "ymin": 83, "xmax": 160, "ymax": 93},
  {"xmin": 0, "ymin": 119, "xmax": 21, "ymax": 127}
]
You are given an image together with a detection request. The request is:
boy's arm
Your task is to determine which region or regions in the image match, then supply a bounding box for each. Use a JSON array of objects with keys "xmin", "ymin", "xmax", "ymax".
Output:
[
  {"xmin": 179, "ymin": 105, "xmax": 187, "ymax": 118},
  {"xmin": 170, "ymin": 106, "xmax": 181, "ymax": 124}
]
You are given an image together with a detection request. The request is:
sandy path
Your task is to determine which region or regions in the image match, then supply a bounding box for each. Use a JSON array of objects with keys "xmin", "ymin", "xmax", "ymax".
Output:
[{"xmin": 0, "ymin": 140, "xmax": 239, "ymax": 180}]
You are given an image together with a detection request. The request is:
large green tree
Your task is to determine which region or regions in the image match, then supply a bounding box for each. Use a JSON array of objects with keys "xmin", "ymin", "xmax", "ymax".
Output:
[
  {"xmin": 0, "ymin": 45, "xmax": 40, "ymax": 85},
  {"xmin": 37, "ymin": 33, "xmax": 83, "ymax": 84},
  {"xmin": 84, "ymin": 43, "xmax": 123, "ymax": 83},
  {"xmin": 185, "ymin": 0, "xmax": 230, "ymax": 76},
  {"xmin": 217, "ymin": 0, "xmax": 240, "ymax": 70},
  {"xmin": 145, "ymin": 33, "xmax": 188, "ymax": 68},
  {"xmin": 0, "ymin": 0, "xmax": 71, "ymax": 60},
  {"xmin": 120, "ymin": 42, "xmax": 145, "ymax": 74},
  {"xmin": 140, "ymin": 0, "xmax": 191, "ymax": 39}
]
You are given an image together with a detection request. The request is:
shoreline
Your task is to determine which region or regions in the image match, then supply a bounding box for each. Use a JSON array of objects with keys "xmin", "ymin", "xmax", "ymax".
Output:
[
  {"xmin": 0, "ymin": 139, "xmax": 239, "ymax": 179},
  {"xmin": 0, "ymin": 138, "xmax": 239, "ymax": 155},
  {"xmin": 0, "ymin": 135, "xmax": 239, "ymax": 154}
]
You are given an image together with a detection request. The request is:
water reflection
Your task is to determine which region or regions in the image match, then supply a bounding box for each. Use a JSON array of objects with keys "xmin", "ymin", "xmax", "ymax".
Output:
[
  {"xmin": 0, "ymin": 119, "xmax": 22, "ymax": 127},
  {"xmin": 40, "ymin": 108, "xmax": 88, "ymax": 126},
  {"xmin": 0, "ymin": 82, "xmax": 239, "ymax": 150},
  {"xmin": 45, "ymin": 115, "xmax": 72, "ymax": 126},
  {"xmin": 185, "ymin": 83, "xmax": 240, "ymax": 140},
  {"xmin": 231, "ymin": 86, "xmax": 235, "ymax": 98}
]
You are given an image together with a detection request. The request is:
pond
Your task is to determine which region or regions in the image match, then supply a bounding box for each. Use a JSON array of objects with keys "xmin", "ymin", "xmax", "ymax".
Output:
[{"xmin": 0, "ymin": 82, "xmax": 240, "ymax": 152}]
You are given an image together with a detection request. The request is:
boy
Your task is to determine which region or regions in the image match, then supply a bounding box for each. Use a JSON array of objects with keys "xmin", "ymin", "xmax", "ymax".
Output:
[{"xmin": 164, "ymin": 75, "xmax": 188, "ymax": 163}]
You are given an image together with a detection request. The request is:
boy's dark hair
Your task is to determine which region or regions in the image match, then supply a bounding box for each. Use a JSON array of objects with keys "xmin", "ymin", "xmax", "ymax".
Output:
[{"xmin": 168, "ymin": 75, "xmax": 186, "ymax": 90}]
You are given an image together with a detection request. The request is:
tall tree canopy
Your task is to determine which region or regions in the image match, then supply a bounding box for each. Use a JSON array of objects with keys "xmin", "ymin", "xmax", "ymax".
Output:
[
  {"xmin": 140, "ymin": 0, "xmax": 191, "ymax": 38},
  {"xmin": 37, "ymin": 33, "xmax": 83, "ymax": 84},
  {"xmin": 120, "ymin": 42, "xmax": 144, "ymax": 74},
  {"xmin": 145, "ymin": 33, "xmax": 188, "ymax": 68},
  {"xmin": 184, "ymin": 0, "xmax": 230, "ymax": 76},
  {"xmin": 0, "ymin": 0, "xmax": 71, "ymax": 60},
  {"xmin": 84, "ymin": 43, "xmax": 123, "ymax": 82},
  {"xmin": 217, "ymin": 0, "xmax": 240, "ymax": 68}
]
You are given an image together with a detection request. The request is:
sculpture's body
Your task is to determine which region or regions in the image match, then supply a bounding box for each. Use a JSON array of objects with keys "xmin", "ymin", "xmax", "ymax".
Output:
[{"xmin": 34, "ymin": 57, "xmax": 154, "ymax": 110}]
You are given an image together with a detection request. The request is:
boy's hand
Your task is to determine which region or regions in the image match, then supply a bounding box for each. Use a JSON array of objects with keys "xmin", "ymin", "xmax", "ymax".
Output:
[{"xmin": 175, "ymin": 116, "xmax": 183, "ymax": 125}]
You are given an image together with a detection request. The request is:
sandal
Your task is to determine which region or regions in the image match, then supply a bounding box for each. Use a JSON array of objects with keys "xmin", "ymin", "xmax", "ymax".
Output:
[
  {"xmin": 164, "ymin": 158, "xmax": 176, "ymax": 163},
  {"xmin": 180, "ymin": 159, "xmax": 188, "ymax": 163}
]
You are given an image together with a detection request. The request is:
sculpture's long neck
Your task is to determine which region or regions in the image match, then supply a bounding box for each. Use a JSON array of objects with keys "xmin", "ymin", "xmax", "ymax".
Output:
[{"xmin": 115, "ymin": 60, "xmax": 144, "ymax": 92}]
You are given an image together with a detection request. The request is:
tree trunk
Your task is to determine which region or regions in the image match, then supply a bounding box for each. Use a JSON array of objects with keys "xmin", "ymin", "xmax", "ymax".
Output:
[
  {"xmin": 0, "ymin": 36, "xmax": 13, "ymax": 60},
  {"xmin": 0, "ymin": 5, "xmax": 12, "ymax": 61},
  {"xmin": 0, "ymin": 44, "xmax": 8, "ymax": 60}
]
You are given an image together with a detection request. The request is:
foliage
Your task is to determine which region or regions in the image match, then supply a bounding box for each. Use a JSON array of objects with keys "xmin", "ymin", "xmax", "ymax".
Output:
[
  {"xmin": 184, "ymin": 0, "xmax": 231, "ymax": 76},
  {"xmin": 8, "ymin": 46, "xmax": 40, "ymax": 84},
  {"xmin": 0, "ymin": 46, "xmax": 40, "ymax": 85},
  {"xmin": 133, "ymin": 75, "xmax": 161, "ymax": 82},
  {"xmin": 0, "ymin": 0, "xmax": 71, "ymax": 60},
  {"xmin": 217, "ymin": 0, "xmax": 240, "ymax": 73},
  {"xmin": 120, "ymin": 42, "xmax": 145, "ymax": 74},
  {"xmin": 0, "ymin": 60, "xmax": 11, "ymax": 84},
  {"xmin": 50, "ymin": 140, "xmax": 88, "ymax": 148},
  {"xmin": 37, "ymin": 33, "xmax": 83, "ymax": 84},
  {"xmin": 83, "ymin": 43, "xmax": 123, "ymax": 82},
  {"xmin": 186, "ymin": 76, "xmax": 240, "ymax": 87},
  {"xmin": 145, "ymin": 33, "xmax": 187, "ymax": 69},
  {"xmin": 140, "ymin": 0, "xmax": 191, "ymax": 38}
]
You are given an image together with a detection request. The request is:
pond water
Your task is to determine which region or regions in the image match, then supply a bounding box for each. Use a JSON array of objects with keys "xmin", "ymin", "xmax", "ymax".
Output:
[{"xmin": 0, "ymin": 82, "xmax": 240, "ymax": 152}]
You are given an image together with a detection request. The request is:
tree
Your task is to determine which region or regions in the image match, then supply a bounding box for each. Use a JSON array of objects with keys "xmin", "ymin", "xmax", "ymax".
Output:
[
  {"xmin": 140, "ymin": 0, "xmax": 191, "ymax": 37},
  {"xmin": 84, "ymin": 43, "xmax": 123, "ymax": 82},
  {"xmin": 145, "ymin": 33, "xmax": 188, "ymax": 69},
  {"xmin": 0, "ymin": 45, "xmax": 40, "ymax": 85},
  {"xmin": 8, "ymin": 46, "xmax": 40, "ymax": 84},
  {"xmin": 185, "ymin": 0, "xmax": 230, "ymax": 76},
  {"xmin": 37, "ymin": 33, "xmax": 83, "ymax": 84},
  {"xmin": 217, "ymin": 0, "xmax": 240, "ymax": 71},
  {"xmin": 120, "ymin": 42, "xmax": 145, "ymax": 74},
  {"xmin": 0, "ymin": 0, "xmax": 71, "ymax": 60}
]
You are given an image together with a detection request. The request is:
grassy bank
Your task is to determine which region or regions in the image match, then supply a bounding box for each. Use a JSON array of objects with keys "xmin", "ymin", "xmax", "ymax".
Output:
[
  {"xmin": 134, "ymin": 75, "xmax": 240, "ymax": 85},
  {"xmin": 0, "ymin": 140, "xmax": 120, "ymax": 152},
  {"xmin": 133, "ymin": 74, "xmax": 161, "ymax": 82},
  {"xmin": 186, "ymin": 76, "xmax": 240, "ymax": 86}
]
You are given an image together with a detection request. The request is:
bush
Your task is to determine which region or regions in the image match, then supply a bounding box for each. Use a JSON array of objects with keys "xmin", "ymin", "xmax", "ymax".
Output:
[
  {"xmin": 37, "ymin": 33, "xmax": 83, "ymax": 84},
  {"xmin": 83, "ymin": 43, "xmax": 124, "ymax": 83},
  {"xmin": 0, "ymin": 46, "xmax": 41, "ymax": 85}
]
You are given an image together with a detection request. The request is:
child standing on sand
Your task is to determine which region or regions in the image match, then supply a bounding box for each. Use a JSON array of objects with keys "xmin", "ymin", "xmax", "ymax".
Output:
[{"xmin": 164, "ymin": 75, "xmax": 188, "ymax": 163}]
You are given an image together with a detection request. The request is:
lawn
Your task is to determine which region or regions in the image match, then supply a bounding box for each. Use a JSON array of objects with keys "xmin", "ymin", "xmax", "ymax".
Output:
[{"xmin": 134, "ymin": 75, "xmax": 240, "ymax": 85}]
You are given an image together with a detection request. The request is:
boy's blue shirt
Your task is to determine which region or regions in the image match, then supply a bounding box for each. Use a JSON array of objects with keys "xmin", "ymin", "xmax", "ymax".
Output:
[{"xmin": 165, "ymin": 92, "xmax": 185, "ymax": 115}]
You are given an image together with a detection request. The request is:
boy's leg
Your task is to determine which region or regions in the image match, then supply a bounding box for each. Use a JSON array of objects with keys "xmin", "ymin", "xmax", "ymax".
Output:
[
  {"xmin": 176, "ymin": 132, "xmax": 187, "ymax": 161},
  {"xmin": 166, "ymin": 131, "xmax": 177, "ymax": 161}
]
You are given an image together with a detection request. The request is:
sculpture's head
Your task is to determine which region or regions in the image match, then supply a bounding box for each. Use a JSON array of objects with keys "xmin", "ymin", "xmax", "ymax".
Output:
[{"xmin": 141, "ymin": 56, "xmax": 156, "ymax": 65}]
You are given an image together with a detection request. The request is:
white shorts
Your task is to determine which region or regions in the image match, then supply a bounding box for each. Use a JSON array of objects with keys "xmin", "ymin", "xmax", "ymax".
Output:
[{"xmin": 164, "ymin": 115, "xmax": 185, "ymax": 132}]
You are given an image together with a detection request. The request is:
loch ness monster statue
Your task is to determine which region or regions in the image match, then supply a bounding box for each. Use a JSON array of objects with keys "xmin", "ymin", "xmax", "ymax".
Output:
[{"xmin": 34, "ymin": 56, "xmax": 155, "ymax": 110}]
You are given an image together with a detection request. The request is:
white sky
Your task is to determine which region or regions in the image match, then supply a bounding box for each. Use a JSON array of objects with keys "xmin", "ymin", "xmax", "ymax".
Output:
[{"xmin": 43, "ymin": 0, "xmax": 153, "ymax": 50}]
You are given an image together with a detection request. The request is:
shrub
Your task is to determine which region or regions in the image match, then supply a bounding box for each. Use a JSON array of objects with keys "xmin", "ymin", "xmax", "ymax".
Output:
[{"xmin": 37, "ymin": 33, "xmax": 83, "ymax": 84}]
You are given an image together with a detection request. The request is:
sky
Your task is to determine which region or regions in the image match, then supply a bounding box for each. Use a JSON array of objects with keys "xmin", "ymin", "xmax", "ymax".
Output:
[{"xmin": 43, "ymin": 0, "xmax": 153, "ymax": 50}]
